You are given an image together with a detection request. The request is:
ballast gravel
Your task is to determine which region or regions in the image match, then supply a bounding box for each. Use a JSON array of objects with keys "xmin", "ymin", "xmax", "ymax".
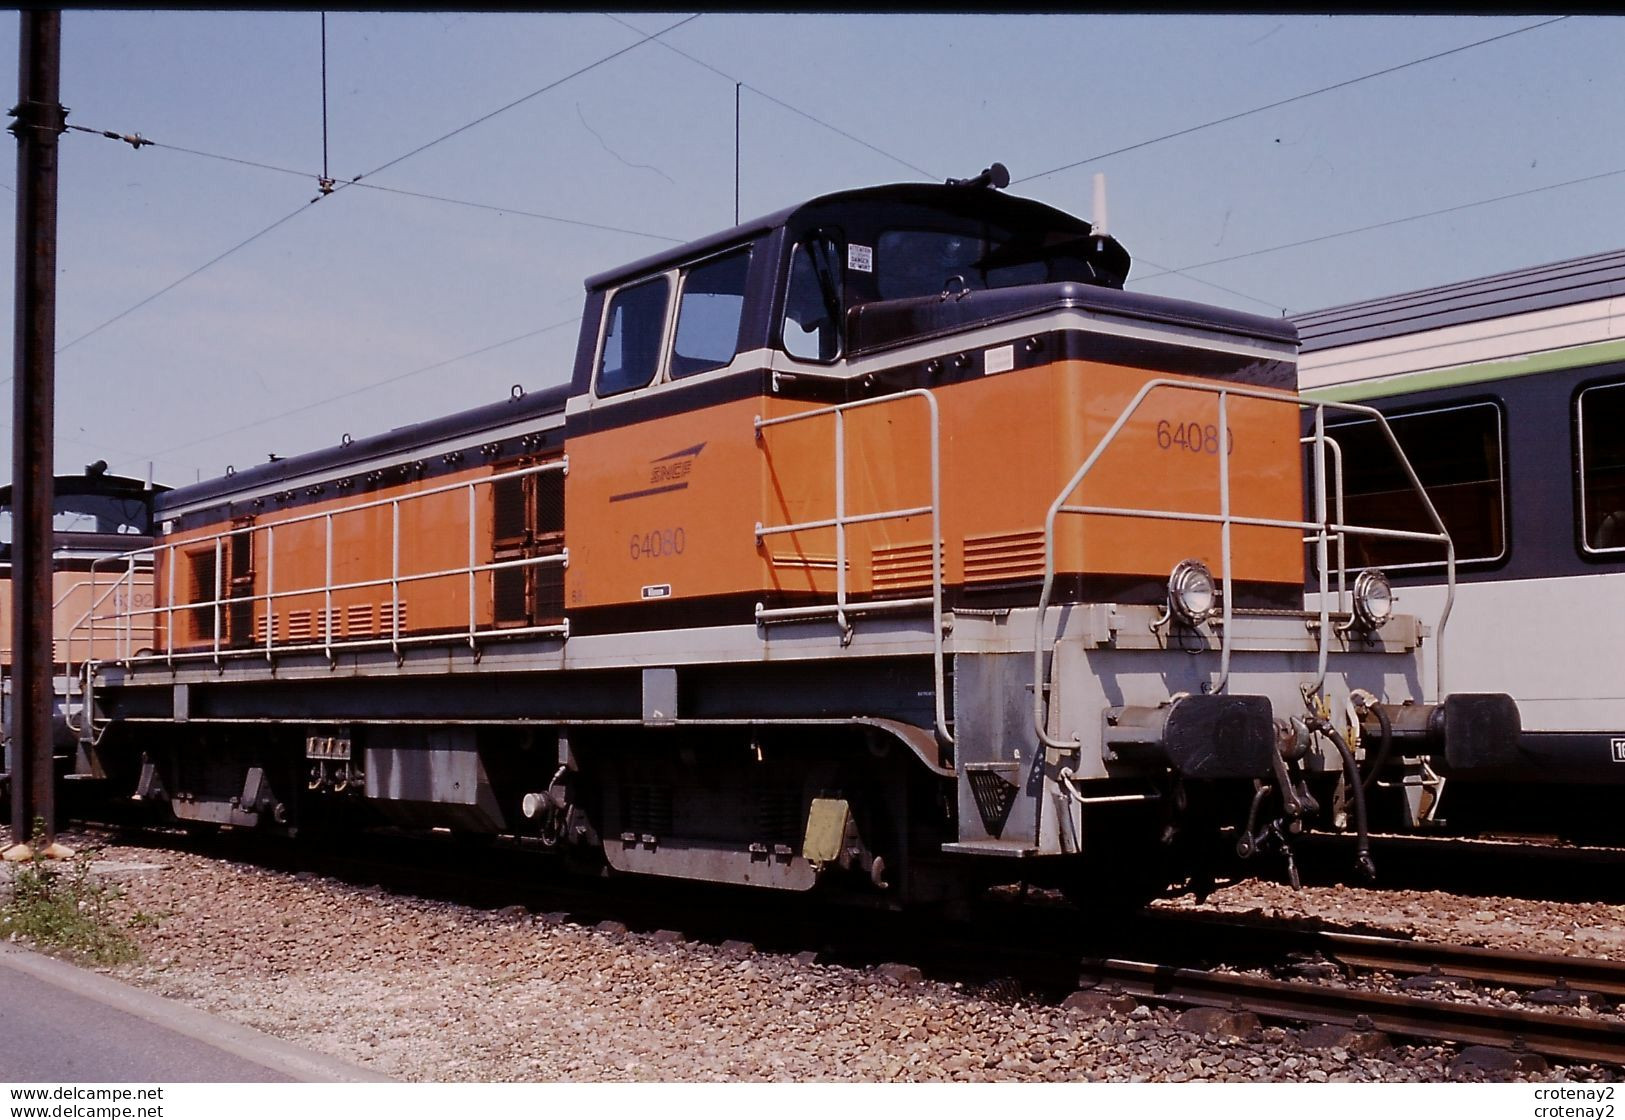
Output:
[{"xmin": 3, "ymin": 824, "xmax": 1619, "ymax": 1083}]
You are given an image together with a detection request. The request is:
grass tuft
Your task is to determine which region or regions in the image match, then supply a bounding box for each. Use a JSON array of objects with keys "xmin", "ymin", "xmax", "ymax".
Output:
[{"xmin": 1, "ymin": 821, "xmax": 140, "ymax": 966}]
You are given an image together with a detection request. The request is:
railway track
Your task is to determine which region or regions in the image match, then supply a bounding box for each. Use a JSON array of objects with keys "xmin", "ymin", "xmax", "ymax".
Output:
[
  {"xmin": 1143, "ymin": 909, "xmax": 1625, "ymax": 998},
  {"xmin": 952, "ymin": 907, "xmax": 1625, "ymax": 1065},
  {"xmin": 1074, "ymin": 955, "xmax": 1625, "ymax": 1066},
  {"xmin": 66, "ymin": 823, "xmax": 1625, "ymax": 1069}
]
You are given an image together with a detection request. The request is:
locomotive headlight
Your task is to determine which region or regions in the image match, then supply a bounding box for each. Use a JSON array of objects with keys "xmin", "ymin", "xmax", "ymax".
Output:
[
  {"xmin": 1167, "ymin": 559, "xmax": 1217, "ymax": 627},
  {"xmin": 1351, "ymin": 568, "xmax": 1394, "ymax": 631}
]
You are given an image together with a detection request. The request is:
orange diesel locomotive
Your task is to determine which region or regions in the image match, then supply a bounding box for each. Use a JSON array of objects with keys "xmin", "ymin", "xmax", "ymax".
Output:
[
  {"xmin": 70, "ymin": 169, "xmax": 1515, "ymax": 903},
  {"xmin": 0, "ymin": 465, "xmax": 165, "ymax": 788}
]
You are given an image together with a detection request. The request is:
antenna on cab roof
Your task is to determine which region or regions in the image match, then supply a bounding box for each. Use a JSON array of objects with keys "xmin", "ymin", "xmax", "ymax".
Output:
[{"xmin": 946, "ymin": 162, "xmax": 1009, "ymax": 191}]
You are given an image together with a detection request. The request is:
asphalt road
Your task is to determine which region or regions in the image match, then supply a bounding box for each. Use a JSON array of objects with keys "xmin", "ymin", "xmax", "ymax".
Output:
[{"xmin": 0, "ymin": 944, "xmax": 389, "ymax": 1083}]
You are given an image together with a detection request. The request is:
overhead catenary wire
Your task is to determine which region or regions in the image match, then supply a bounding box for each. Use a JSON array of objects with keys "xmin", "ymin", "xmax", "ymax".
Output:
[
  {"xmin": 56, "ymin": 201, "xmax": 315, "ymax": 355},
  {"xmin": 597, "ymin": 11, "xmax": 1573, "ymax": 307},
  {"xmin": 603, "ymin": 12, "xmax": 938, "ymax": 181},
  {"xmin": 72, "ymin": 4, "xmax": 1536, "ymax": 341},
  {"xmin": 1132, "ymin": 163, "xmax": 1625, "ymax": 305},
  {"xmin": 48, "ymin": 14, "xmax": 701, "ymax": 361},
  {"xmin": 353, "ymin": 13, "xmax": 701, "ymax": 186},
  {"xmin": 603, "ymin": 12, "xmax": 1287, "ymax": 310},
  {"xmin": 1128, "ymin": 254, "xmax": 1284, "ymax": 313},
  {"xmin": 76, "ymin": 112, "xmax": 1281, "ymax": 314},
  {"xmin": 31, "ymin": 12, "xmax": 1599, "ymax": 440},
  {"xmin": 114, "ymin": 315, "xmax": 583, "ymax": 477},
  {"xmin": 67, "ymin": 131, "xmax": 684, "ymax": 243},
  {"xmin": 1013, "ymin": 15, "xmax": 1571, "ymax": 186}
]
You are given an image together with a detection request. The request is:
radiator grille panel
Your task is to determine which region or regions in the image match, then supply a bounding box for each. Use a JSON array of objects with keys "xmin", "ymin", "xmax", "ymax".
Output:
[
  {"xmin": 345, "ymin": 604, "xmax": 375, "ymax": 636},
  {"xmin": 870, "ymin": 541, "xmax": 938, "ymax": 592},
  {"xmin": 963, "ymin": 530, "xmax": 1045, "ymax": 584}
]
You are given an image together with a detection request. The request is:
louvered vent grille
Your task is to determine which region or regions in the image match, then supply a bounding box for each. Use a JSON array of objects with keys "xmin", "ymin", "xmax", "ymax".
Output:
[
  {"xmin": 755, "ymin": 787, "xmax": 802, "ymax": 844},
  {"xmin": 382, "ymin": 601, "xmax": 407, "ymax": 632},
  {"xmin": 963, "ymin": 530, "xmax": 1045, "ymax": 584},
  {"xmin": 286, "ymin": 610, "xmax": 312, "ymax": 643},
  {"xmin": 623, "ymin": 784, "xmax": 673, "ymax": 838},
  {"xmin": 346, "ymin": 604, "xmax": 375, "ymax": 636},
  {"xmin": 871, "ymin": 541, "xmax": 938, "ymax": 592}
]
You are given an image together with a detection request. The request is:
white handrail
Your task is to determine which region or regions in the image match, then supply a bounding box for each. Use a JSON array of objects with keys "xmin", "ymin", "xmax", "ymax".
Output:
[
  {"xmin": 1031, "ymin": 378, "xmax": 1456, "ymax": 752},
  {"xmin": 754, "ymin": 388, "xmax": 951, "ymax": 747},
  {"xmin": 80, "ymin": 457, "xmax": 570, "ymax": 672}
]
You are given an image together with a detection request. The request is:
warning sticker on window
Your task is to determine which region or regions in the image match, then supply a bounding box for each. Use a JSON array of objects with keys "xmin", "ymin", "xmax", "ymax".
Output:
[{"xmin": 848, "ymin": 244, "xmax": 873, "ymax": 273}]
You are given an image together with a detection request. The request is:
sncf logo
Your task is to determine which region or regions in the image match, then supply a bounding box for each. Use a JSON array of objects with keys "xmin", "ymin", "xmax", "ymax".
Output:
[
  {"xmin": 648, "ymin": 443, "xmax": 704, "ymax": 485},
  {"xmin": 610, "ymin": 443, "xmax": 706, "ymax": 504}
]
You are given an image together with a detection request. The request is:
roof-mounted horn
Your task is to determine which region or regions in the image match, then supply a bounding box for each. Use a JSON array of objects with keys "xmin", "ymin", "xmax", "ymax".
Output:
[{"xmin": 946, "ymin": 162, "xmax": 1010, "ymax": 191}]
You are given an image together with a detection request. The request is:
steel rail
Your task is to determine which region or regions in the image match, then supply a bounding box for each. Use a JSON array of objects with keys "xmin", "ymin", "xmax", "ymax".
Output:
[
  {"xmin": 1076, "ymin": 956, "xmax": 1625, "ymax": 1065},
  {"xmin": 1316, "ymin": 932, "xmax": 1625, "ymax": 999},
  {"xmin": 1143, "ymin": 909, "xmax": 1625, "ymax": 998}
]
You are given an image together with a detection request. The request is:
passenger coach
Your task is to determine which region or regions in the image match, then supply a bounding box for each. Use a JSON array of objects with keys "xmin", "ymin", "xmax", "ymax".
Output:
[{"xmin": 1297, "ymin": 248, "xmax": 1625, "ymax": 839}]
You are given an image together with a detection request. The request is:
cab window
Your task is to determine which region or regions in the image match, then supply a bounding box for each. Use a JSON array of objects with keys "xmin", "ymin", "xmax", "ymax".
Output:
[
  {"xmin": 597, "ymin": 276, "xmax": 670, "ymax": 397},
  {"xmin": 1578, "ymin": 381, "xmax": 1625, "ymax": 553},
  {"xmin": 780, "ymin": 237, "xmax": 842, "ymax": 362},
  {"xmin": 671, "ymin": 249, "xmax": 750, "ymax": 379}
]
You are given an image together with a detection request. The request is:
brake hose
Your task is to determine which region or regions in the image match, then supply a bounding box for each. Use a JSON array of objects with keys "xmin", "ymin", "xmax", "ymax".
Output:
[{"xmin": 1319, "ymin": 722, "xmax": 1376, "ymax": 881}]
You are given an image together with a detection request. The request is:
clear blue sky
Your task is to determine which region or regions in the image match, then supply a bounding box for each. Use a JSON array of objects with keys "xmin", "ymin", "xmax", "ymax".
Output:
[{"xmin": 2, "ymin": 11, "xmax": 1620, "ymax": 487}]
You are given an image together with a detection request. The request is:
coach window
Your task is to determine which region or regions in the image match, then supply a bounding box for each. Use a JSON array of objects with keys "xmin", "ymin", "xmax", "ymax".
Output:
[
  {"xmin": 1578, "ymin": 382, "xmax": 1625, "ymax": 553},
  {"xmin": 780, "ymin": 236, "xmax": 842, "ymax": 362},
  {"xmin": 1329, "ymin": 401, "xmax": 1506, "ymax": 570},
  {"xmin": 671, "ymin": 248, "xmax": 750, "ymax": 379},
  {"xmin": 596, "ymin": 276, "xmax": 670, "ymax": 397}
]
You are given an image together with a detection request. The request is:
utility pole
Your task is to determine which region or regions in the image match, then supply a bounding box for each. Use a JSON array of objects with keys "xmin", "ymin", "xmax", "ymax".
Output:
[{"xmin": 7, "ymin": 10, "xmax": 65, "ymax": 852}]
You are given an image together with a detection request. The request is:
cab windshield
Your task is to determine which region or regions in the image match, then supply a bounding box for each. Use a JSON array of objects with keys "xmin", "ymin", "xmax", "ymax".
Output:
[
  {"xmin": 0, "ymin": 492, "xmax": 153, "ymax": 543},
  {"xmin": 875, "ymin": 226, "xmax": 1114, "ymax": 300}
]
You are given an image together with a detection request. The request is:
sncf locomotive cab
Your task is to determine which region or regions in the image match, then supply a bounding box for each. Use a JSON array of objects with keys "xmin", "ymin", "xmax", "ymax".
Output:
[
  {"xmin": 568, "ymin": 180, "xmax": 1303, "ymax": 626},
  {"xmin": 1, "ymin": 463, "xmax": 166, "ymax": 778},
  {"xmin": 78, "ymin": 170, "xmax": 1517, "ymax": 905}
]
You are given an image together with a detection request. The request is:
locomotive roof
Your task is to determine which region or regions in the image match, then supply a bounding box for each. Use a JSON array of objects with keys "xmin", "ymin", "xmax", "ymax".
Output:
[
  {"xmin": 585, "ymin": 181, "xmax": 1099, "ymax": 292},
  {"xmin": 1294, "ymin": 246, "xmax": 1625, "ymax": 353},
  {"xmin": 155, "ymin": 382, "xmax": 570, "ymax": 517},
  {"xmin": 0, "ymin": 468, "xmax": 165, "ymax": 506}
]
